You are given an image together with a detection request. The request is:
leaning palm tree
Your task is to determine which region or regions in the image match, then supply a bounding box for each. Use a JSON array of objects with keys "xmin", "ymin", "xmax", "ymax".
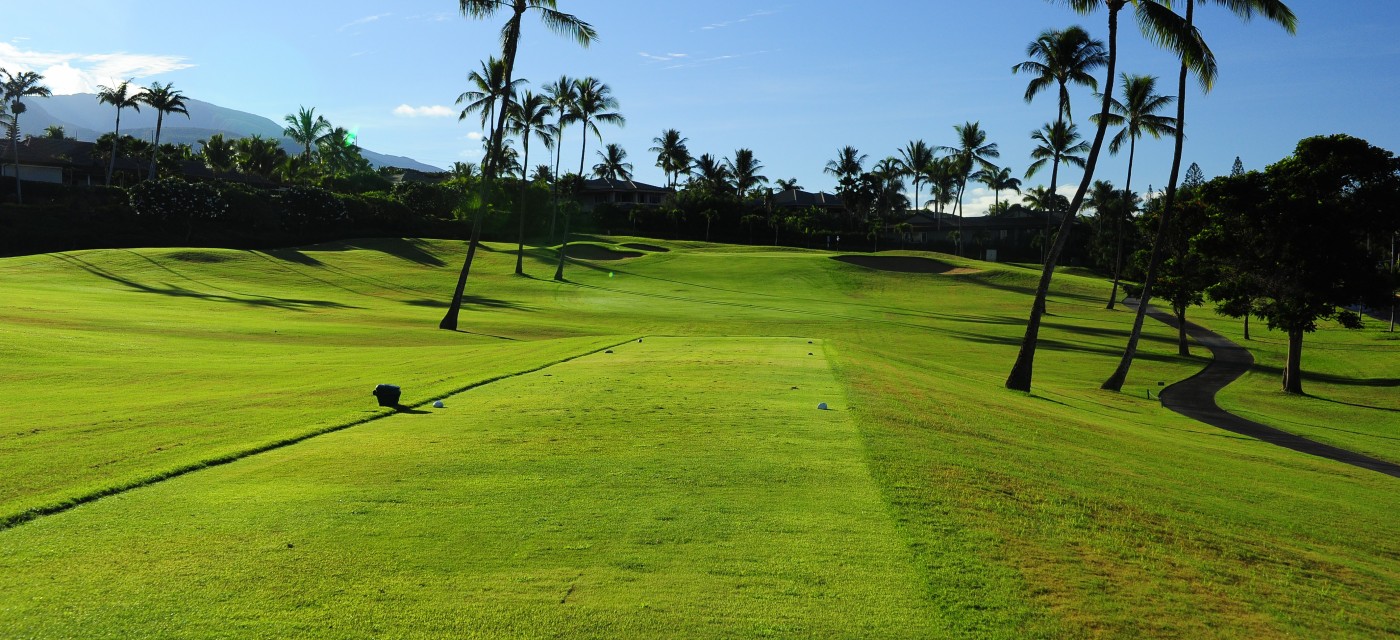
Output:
[
  {"xmin": 1102, "ymin": 0, "xmax": 1296, "ymax": 391},
  {"xmin": 506, "ymin": 90, "xmax": 554, "ymax": 275},
  {"xmin": 444, "ymin": 0, "xmax": 597, "ymax": 330},
  {"xmin": 976, "ymin": 165, "xmax": 1022, "ymax": 215},
  {"xmin": 1091, "ymin": 73, "xmax": 1176, "ymax": 309},
  {"xmin": 938, "ymin": 122, "xmax": 999, "ymax": 256},
  {"xmin": 2, "ymin": 70, "xmax": 52, "ymax": 203},
  {"xmin": 542, "ymin": 75, "xmax": 579, "ymax": 241},
  {"xmin": 896, "ymin": 139, "xmax": 935, "ymax": 211},
  {"xmin": 137, "ymin": 82, "xmax": 189, "ymax": 180},
  {"xmin": 1025, "ymin": 120, "xmax": 1090, "ymax": 262},
  {"xmin": 649, "ymin": 128, "xmax": 690, "ymax": 189},
  {"xmin": 283, "ymin": 105, "xmax": 332, "ymax": 161},
  {"xmin": 96, "ymin": 80, "xmax": 143, "ymax": 186},
  {"xmin": 1004, "ymin": 0, "xmax": 1199, "ymax": 392},
  {"xmin": 591, "ymin": 143, "xmax": 632, "ymax": 181}
]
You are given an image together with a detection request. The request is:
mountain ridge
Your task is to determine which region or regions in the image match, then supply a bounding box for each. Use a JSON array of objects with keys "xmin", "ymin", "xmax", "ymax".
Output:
[{"xmin": 15, "ymin": 94, "xmax": 443, "ymax": 173}]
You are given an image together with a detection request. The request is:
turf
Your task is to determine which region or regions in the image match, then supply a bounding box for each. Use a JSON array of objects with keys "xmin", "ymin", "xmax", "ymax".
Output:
[{"xmin": 0, "ymin": 237, "xmax": 1396, "ymax": 637}]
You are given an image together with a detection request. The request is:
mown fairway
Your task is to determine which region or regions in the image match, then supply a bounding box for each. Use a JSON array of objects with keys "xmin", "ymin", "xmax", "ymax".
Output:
[{"xmin": 1, "ymin": 238, "xmax": 1396, "ymax": 638}]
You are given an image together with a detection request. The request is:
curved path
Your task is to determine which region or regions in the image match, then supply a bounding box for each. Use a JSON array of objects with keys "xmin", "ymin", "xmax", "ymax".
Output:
[{"xmin": 1132, "ymin": 301, "xmax": 1400, "ymax": 479}]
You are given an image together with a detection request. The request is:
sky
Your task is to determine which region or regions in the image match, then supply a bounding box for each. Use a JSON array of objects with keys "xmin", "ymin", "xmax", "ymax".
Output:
[{"xmin": 6, "ymin": 1, "xmax": 1399, "ymax": 216}]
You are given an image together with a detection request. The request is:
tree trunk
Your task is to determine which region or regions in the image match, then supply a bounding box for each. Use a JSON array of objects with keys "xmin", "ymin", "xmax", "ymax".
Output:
[
  {"xmin": 1243, "ymin": 300, "xmax": 1251, "ymax": 340},
  {"xmin": 1005, "ymin": 6, "xmax": 1120, "ymax": 392},
  {"xmin": 10, "ymin": 120, "xmax": 21, "ymax": 204},
  {"xmin": 554, "ymin": 210, "xmax": 573, "ymax": 281},
  {"xmin": 577, "ymin": 118, "xmax": 589, "ymax": 178},
  {"xmin": 550, "ymin": 116, "xmax": 566, "ymax": 242},
  {"xmin": 1102, "ymin": 0, "xmax": 1192, "ymax": 392},
  {"xmin": 1176, "ymin": 303, "xmax": 1189, "ymax": 356},
  {"xmin": 149, "ymin": 112, "xmax": 164, "ymax": 179},
  {"xmin": 106, "ymin": 109, "xmax": 121, "ymax": 186},
  {"xmin": 1283, "ymin": 326, "xmax": 1304, "ymax": 394},
  {"xmin": 516, "ymin": 136, "xmax": 531, "ymax": 275},
  {"xmin": 1108, "ymin": 136, "xmax": 1137, "ymax": 309}
]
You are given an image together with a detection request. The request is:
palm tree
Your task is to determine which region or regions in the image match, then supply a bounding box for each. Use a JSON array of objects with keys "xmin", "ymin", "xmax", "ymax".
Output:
[
  {"xmin": 726, "ymin": 148, "xmax": 767, "ymax": 200},
  {"xmin": 592, "ymin": 143, "xmax": 632, "ymax": 180},
  {"xmin": 1025, "ymin": 120, "xmax": 1089, "ymax": 262},
  {"xmin": 1102, "ymin": 0, "xmax": 1296, "ymax": 391},
  {"xmin": 693, "ymin": 153, "xmax": 732, "ymax": 192},
  {"xmin": 283, "ymin": 106, "xmax": 332, "ymax": 161},
  {"xmin": 1004, "ymin": 0, "xmax": 1199, "ymax": 392},
  {"xmin": 2, "ymin": 70, "xmax": 52, "ymax": 203},
  {"xmin": 976, "ymin": 165, "xmax": 1022, "ymax": 215},
  {"xmin": 456, "ymin": 57, "xmax": 524, "ymax": 143},
  {"xmin": 649, "ymin": 128, "xmax": 690, "ymax": 189},
  {"xmin": 96, "ymin": 80, "xmax": 144, "ymax": 186},
  {"xmin": 137, "ymin": 82, "xmax": 189, "ymax": 180},
  {"xmin": 570, "ymin": 77, "xmax": 624, "ymax": 177},
  {"xmin": 775, "ymin": 178, "xmax": 801, "ymax": 191},
  {"xmin": 446, "ymin": 0, "xmax": 597, "ymax": 330},
  {"xmin": 235, "ymin": 135, "xmax": 287, "ymax": 180},
  {"xmin": 1092, "ymin": 73, "xmax": 1176, "ymax": 309},
  {"xmin": 897, "ymin": 139, "xmax": 935, "ymax": 211},
  {"xmin": 1012, "ymin": 26, "xmax": 1107, "ymax": 125},
  {"xmin": 199, "ymin": 133, "xmax": 237, "ymax": 173},
  {"xmin": 542, "ymin": 75, "xmax": 579, "ymax": 240},
  {"xmin": 824, "ymin": 145, "xmax": 866, "ymax": 186},
  {"xmin": 507, "ymin": 90, "xmax": 554, "ymax": 275},
  {"xmin": 938, "ymin": 122, "xmax": 999, "ymax": 257}
]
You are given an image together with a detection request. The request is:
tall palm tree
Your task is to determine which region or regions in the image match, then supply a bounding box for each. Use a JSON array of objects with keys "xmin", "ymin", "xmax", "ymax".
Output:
[
  {"xmin": 1091, "ymin": 73, "xmax": 1176, "ymax": 309},
  {"xmin": 542, "ymin": 75, "xmax": 579, "ymax": 241},
  {"xmin": 283, "ymin": 106, "xmax": 332, "ymax": 161},
  {"xmin": 1004, "ymin": 0, "xmax": 1198, "ymax": 392},
  {"xmin": 137, "ymin": 82, "xmax": 189, "ymax": 180},
  {"xmin": 571, "ymin": 77, "xmax": 624, "ymax": 177},
  {"xmin": 649, "ymin": 128, "xmax": 690, "ymax": 189},
  {"xmin": 824, "ymin": 145, "xmax": 866, "ymax": 186},
  {"xmin": 507, "ymin": 90, "xmax": 554, "ymax": 275},
  {"xmin": 1025, "ymin": 120, "xmax": 1089, "ymax": 262},
  {"xmin": 1102, "ymin": 0, "xmax": 1295, "ymax": 391},
  {"xmin": 592, "ymin": 143, "xmax": 632, "ymax": 180},
  {"xmin": 726, "ymin": 148, "xmax": 767, "ymax": 200},
  {"xmin": 445, "ymin": 0, "xmax": 597, "ymax": 330},
  {"xmin": 897, "ymin": 139, "xmax": 935, "ymax": 211},
  {"xmin": 1012, "ymin": 26, "xmax": 1107, "ymax": 125},
  {"xmin": 457, "ymin": 57, "xmax": 524, "ymax": 144},
  {"xmin": 693, "ymin": 153, "xmax": 732, "ymax": 193},
  {"xmin": 2, "ymin": 70, "xmax": 52, "ymax": 203},
  {"xmin": 976, "ymin": 165, "xmax": 1022, "ymax": 215},
  {"xmin": 938, "ymin": 122, "xmax": 999, "ymax": 256},
  {"xmin": 96, "ymin": 80, "xmax": 143, "ymax": 186}
]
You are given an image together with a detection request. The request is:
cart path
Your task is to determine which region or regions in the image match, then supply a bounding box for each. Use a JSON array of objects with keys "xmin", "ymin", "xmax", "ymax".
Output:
[{"xmin": 1133, "ymin": 301, "xmax": 1400, "ymax": 479}]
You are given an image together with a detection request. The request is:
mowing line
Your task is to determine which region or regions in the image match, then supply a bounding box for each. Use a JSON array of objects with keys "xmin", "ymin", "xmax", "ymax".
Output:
[{"xmin": 0, "ymin": 337, "xmax": 640, "ymax": 532}]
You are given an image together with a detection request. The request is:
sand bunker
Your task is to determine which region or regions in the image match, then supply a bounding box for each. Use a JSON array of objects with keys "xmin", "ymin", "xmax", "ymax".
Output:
[
  {"xmin": 831, "ymin": 255, "xmax": 981, "ymax": 275},
  {"xmin": 564, "ymin": 244, "xmax": 644, "ymax": 260}
]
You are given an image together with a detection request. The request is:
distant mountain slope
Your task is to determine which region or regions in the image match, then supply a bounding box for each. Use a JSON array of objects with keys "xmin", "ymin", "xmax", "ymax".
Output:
[{"xmin": 18, "ymin": 94, "xmax": 443, "ymax": 173}]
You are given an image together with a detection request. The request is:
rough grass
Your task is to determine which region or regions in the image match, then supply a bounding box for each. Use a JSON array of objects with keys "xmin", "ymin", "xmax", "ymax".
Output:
[{"xmin": 0, "ymin": 236, "xmax": 1396, "ymax": 638}]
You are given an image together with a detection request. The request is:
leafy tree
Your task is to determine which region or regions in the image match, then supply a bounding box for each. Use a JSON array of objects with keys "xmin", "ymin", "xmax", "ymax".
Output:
[
  {"xmin": 592, "ymin": 142, "xmax": 632, "ymax": 180},
  {"xmin": 1144, "ymin": 186, "xmax": 1213, "ymax": 355},
  {"xmin": 1026, "ymin": 120, "xmax": 1088, "ymax": 263},
  {"xmin": 235, "ymin": 134, "xmax": 288, "ymax": 180},
  {"xmin": 1092, "ymin": 73, "xmax": 1176, "ymax": 308},
  {"xmin": 199, "ymin": 133, "xmax": 237, "ymax": 173},
  {"xmin": 137, "ymin": 82, "xmax": 189, "ymax": 180},
  {"xmin": 1183, "ymin": 162, "xmax": 1205, "ymax": 189},
  {"xmin": 41, "ymin": 125, "xmax": 66, "ymax": 139},
  {"xmin": 1198, "ymin": 134, "xmax": 1398, "ymax": 393},
  {"xmin": 1231, "ymin": 155, "xmax": 1244, "ymax": 177},
  {"xmin": 507, "ymin": 90, "xmax": 554, "ymax": 274},
  {"xmin": 283, "ymin": 106, "xmax": 332, "ymax": 161},
  {"xmin": 96, "ymin": 80, "xmax": 144, "ymax": 186},
  {"xmin": 1103, "ymin": 0, "xmax": 1296, "ymax": 392},
  {"xmin": 447, "ymin": 0, "xmax": 596, "ymax": 328},
  {"xmin": 2, "ymin": 69, "xmax": 52, "ymax": 203}
]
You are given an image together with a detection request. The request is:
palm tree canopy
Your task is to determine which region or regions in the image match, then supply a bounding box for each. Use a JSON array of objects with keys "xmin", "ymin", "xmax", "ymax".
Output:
[
  {"xmin": 571, "ymin": 77, "xmax": 625, "ymax": 139},
  {"xmin": 897, "ymin": 140, "xmax": 935, "ymax": 181},
  {"xmin": 96, "ymin": 80, "xmax": 142, "ymax": 114},
  {"xmin": 939, "ymin": 121, "xmax": 1001, "ymax": 178},
  {"xmin": 1011, "ymin": 25, "xmax": 1107, "ymax": 123},
  {"xmin": 592, "ymin": 143, "xmax": 633, "ymax": 180},
  {"xmin": 283, "ymin": 105, "xmax": 333, "ymax": 157},
  {"xmin": 649, "ymin": 128, "xmax": 691, "ymax": 181},
  {"xmin": 1090, "ymin": 73, "xmax": 1178, "ymax": 154},
  {"xmin": 1025, "ymin": 121, "xmax": 1091, "ymax": 178},
  {"xmin": 457, "ymin": 57, "xmax": 526, "ymax": 128},
  {"xmin": 507, "ymin": 90, "xmax": 555, "ymax": 148},
  {"xmin": 693, "ymin": 153, "xmax": 732, "ymax": 191},
  {"xmin": 137, "ymin": 82, "xmax": 189, "ymax": 119},
  {"xmin": 2, "ymin": 70, "xmax": 53, "ymax": 110},
  {"xmin": 824, "ymin": 146, "xmax": 867, "ymax": 183},
  {"xmin": 977, "ymin": 165, "xmax": 1023, "ymax": 194},
  {"xmin": 459, "ymin": 0, "xmax": 598, "ymax": 48},
  {"xmin": 726, "ymin": 148, "xmax": 768, "ymax": 197}
]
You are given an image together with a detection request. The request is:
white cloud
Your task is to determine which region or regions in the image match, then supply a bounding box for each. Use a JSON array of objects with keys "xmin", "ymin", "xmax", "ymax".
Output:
[
  {"xmin": 0, "ymin": 43, "xmax": 193, "ymax": 94},
  {"xmin": 393, "ymin": 104, "xmax": 455, "ymax": 118},
  {"xmin": 339, "ymin": 13, "xmax": 392, "ymax": 31},
  {"xmin": 700, "ymin": 9, "xmax": 780, "ymax": 30},
  {"xmin": 639, "ymin": 51, "xmax": 688, "ymax": 62},
  {"xmin": 466, "ymin": 132, "xmax": 483, "ymax": 141}
]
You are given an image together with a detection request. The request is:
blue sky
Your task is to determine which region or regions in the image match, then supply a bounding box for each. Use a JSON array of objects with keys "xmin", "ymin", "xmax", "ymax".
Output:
[{"xmin": 6, "ymin": 1, "xmax": 1398, "ymax": 215}]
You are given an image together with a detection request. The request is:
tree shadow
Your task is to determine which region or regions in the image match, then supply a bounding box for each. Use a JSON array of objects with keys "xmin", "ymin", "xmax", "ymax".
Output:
[
  {"xmin": 264, "ymin": 248, "xmax": 324, "ymax": 266},
  {"xmin": 404, "ymin": 295, "xmax": 531, "ymax": 312},
  {"xmin": 343, "ymin": 238, "xmax": 446, "ymax": 267},
  {"xmin": 53, "ymin": 253, "xmax": 358, "ymax": 311}
]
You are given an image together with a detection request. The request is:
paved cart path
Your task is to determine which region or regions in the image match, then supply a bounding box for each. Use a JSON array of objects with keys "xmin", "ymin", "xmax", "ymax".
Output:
[{"xmin": 1134, "ymin": 301, "xmax": 1400, "ymax": 479}]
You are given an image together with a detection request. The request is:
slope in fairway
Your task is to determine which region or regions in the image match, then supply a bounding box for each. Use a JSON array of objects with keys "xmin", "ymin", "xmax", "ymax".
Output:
[{"xmin": 0, "ymin": 337, "xmax": 936, "ymax": 638}]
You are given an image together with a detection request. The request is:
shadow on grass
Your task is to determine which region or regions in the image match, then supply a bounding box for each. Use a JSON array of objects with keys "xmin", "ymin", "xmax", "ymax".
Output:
[
  {"xmin": 404, "ymin": 295, "xmax": 530, "ymax": 312},
  {"xmin": 264, "ymin": 248, "xmax": 324, "ymax": 266},
  {"xmin": 342, "ymin": 238, "xmax": 446, "ymax": 268},
  {"xmin": 54, "ymin": 253, "xmax": 359, "ymax": 311}
]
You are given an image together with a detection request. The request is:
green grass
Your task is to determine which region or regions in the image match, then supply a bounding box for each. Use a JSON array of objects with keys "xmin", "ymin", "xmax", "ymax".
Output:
[{"xmin": 0, "ymin": 236, "xmax": 1396, "ymax": 637}]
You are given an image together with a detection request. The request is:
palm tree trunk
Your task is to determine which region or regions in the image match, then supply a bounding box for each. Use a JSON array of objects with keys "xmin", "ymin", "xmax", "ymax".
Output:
[
  {"xmin": 516, "ymin": 137, "xmax": 530, "ymax": 275},
  {"xmin": 11, "ymin": 120, "xmax": 22, "ymax": 204},
  {"xmin": 148, "ymin": 112, "xmax": 164, "ymax": 179},
  {"xmin": 441, "ymin": 11, "xmax": 524, "ymax": 331},
  {"xmin": 106, "ymin": 109, "xmax": 121, "ymax": 187},
  {"xmin": 1108, "ymin": 136, "xmax": 1137, "ymax": 309},
  {"xmin": 550, "ymin": 116, "xmax": 567, "ymax": 241},
  {"xmin": 1005, "ymin": 6, "xmax": 1121, "ymax": 392},
  {"xmin": 577, "ymin": 118, "xmax": 589, "ymax": 178},
  {"xmin": 554, "ymin": 209, "xmax": 572, "ymax": 281},
  {"xmin": 1102, "ymin": 0, "xmax": 1193, "ymax": 392}
]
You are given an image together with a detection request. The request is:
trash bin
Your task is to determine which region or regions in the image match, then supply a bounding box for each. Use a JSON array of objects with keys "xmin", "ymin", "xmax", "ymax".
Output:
[{"xmin": 372, "ymin": 384, "xmax": 401, "ymax": 407}]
